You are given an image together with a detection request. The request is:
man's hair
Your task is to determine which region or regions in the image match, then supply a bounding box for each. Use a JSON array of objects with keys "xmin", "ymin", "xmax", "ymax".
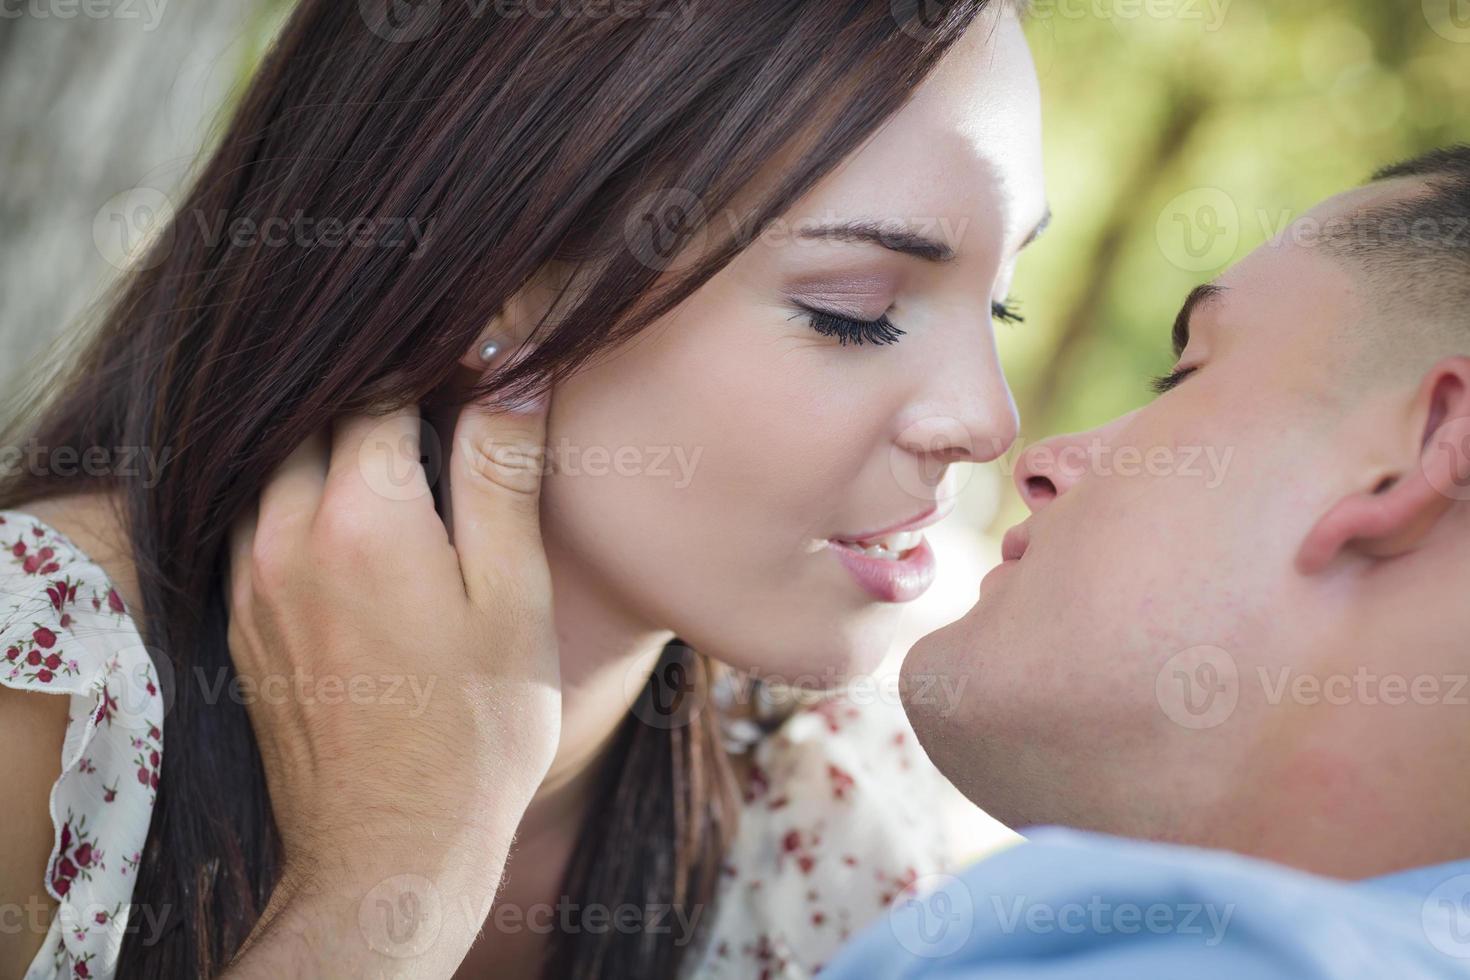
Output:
[
  {"xmin": 1326, "ymin": 144, "xmax": 1470, "ymax": 262},
  {"xmin": 1320, "ymin": 145, "xmax": 1470, "ymax": 365}
]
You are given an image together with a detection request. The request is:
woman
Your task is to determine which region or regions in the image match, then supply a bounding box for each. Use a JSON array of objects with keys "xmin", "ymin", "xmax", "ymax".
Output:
[{"xmin": 0, "ymin": 0, "xmax": 1046, "ymax": 976}]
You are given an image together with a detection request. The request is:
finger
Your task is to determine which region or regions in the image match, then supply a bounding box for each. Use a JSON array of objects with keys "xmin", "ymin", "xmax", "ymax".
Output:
[
  {"xmin": 227, "ymin": 500, "xmax": 258, "ymax": 614},
  {"xmin": 449, "ymin": 387, "xmax": 552, "ymax": 608},
  {"xmin": 258, "ymin": 427, "xmax": 330, "ymax": 534},
  {"xmin": 328, "ymin": 405, "xmax": 430, "ymax": 508}
]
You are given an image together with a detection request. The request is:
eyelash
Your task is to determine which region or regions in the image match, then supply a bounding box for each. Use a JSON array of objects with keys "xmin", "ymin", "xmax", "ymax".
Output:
[
  {"xmin": 1150, "ymin": 365, "xmax": 1197, "ymax": 394},
  {"xmin": 794, "ymin": 297, "xmax": 1025, "ymax": 347}
]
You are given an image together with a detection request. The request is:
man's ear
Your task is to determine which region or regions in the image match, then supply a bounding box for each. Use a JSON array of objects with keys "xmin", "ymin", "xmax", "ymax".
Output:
[{"xmin": 1296, "ymin": 356, "xmax": 1470, "ymax": 575}]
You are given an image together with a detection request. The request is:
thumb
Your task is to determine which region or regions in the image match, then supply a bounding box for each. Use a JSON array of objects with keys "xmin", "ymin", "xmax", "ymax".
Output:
[{"xmin": 449, "ymin": 387, "xmax": 552, "ymax": 609}]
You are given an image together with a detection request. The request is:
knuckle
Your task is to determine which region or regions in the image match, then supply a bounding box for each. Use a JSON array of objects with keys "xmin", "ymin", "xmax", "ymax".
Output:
[
  {"xmin": 462, "ymin": 433, "xmax": 544, "ymax": 498},
  {"xmin": 310, "ymin": 498, "xmax": 381, "ymax": 562},
  {"xmin": 248, "ymin": 529, "xmax": 298, "ymax": 594}
]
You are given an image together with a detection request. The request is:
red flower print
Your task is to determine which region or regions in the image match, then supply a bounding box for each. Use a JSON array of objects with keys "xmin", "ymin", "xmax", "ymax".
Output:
[
  {"xmin": 74, "ymin": 842, "xmax": 94, "ymax": 867},
  {"xmin": 103, "ymin": 781, "xmax": 118, "ymax": 803},
  {"xmin": 150, "ymin": 771, "xmax": 159, "ymax": 789},
  {"xmin": 58, "ymin": 857, "xmax": 77, "ymax": 879},
  {"xmin": 827, "ymin": 764, "xmax": 855, "ymax": 801},
  {"xmin": 76, "ymin": 961, "xmax": 90, "ymax": 977},
  {"xmin": 61, "ymin": 823, "xmax": 72, "ymax": 850},
  {"xmin": 37, "ymin": 668, "xmax": 53, "ymax": 682},
  {"xmin": 23, "ymin": 555, "xmax": 39, "ymax": 573},
  {"xmin": 107, "ymin": 588, "xmax": 125, "ymax": 614},
  {"xmin": 33, "ymin": 627, "xmax": 56, "ymax": 648},
  {"xmin": 44, "ymin": 653, "xmax": 61, "ymax": 670},
  {"xmin": 53, "ymin": 876, "xmax": 71, "ymax": 897},
  {"xmin": 60, "ymin": 613, "xmax": 73, "ymax": 628},
  {"xmin": 782, "ymin": 830, "xmax": 801, "ymax": 854},
  {"xmin": 137, "ymin": 767, "xmax": 150, "ymax": 785},
  {"xmin": 11, "ymin": 540, "xmax": 24, "ymax": 557},
  {"xmin": 149, "ymin": 750, "xmax": 160, "ymax": 767},
  {"xmin": 4, "ymin": 646, "xmax": 16, "ymax": 662},
  {"xmin": 26, "ymin": 650, "xmax": 41, "ymax": 666}
]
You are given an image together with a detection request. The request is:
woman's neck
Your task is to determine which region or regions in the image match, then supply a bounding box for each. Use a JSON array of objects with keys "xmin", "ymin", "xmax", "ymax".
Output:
[{"xmin": 519, "ymin": 542, "xmax": 673, "ymax": 833}]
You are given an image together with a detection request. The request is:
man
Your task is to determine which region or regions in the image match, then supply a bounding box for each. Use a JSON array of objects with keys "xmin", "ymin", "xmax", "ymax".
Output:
[{"xmin": 819, "ymin": 146, "xmax": 1470, "ymax": 976}]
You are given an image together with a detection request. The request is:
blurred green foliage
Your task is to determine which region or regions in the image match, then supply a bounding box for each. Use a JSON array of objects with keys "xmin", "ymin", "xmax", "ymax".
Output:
[{"xmin": 1007, "ymin": 0, "xmax": 1469, "ymax": 495}]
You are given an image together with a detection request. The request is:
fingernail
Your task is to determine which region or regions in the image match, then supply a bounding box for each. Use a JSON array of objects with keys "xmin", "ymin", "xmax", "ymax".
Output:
[{"xmin": 500, "ymin": 391, "xmax": 548, "ymax": 415}]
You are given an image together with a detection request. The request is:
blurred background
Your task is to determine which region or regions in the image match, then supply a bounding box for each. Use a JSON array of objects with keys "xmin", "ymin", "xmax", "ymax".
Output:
[
  {"xmin": 4, "ymin": 0, "xmax": 1464, "ymax": 535},
  {"xmin": 0, "ymin": 0, "xmax": 1466, "ymax": 856}
]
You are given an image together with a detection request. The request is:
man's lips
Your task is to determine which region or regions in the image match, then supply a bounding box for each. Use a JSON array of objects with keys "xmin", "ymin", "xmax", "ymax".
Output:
[{"xmin": 1001, "ymin": 521, "xmax": 1031, "ymax": 562}]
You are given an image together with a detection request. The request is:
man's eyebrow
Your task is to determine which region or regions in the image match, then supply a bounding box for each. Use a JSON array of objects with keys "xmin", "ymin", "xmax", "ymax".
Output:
[
  {"xmin": 1172, "ymin": 282, "xmax": 1225, "ymax": 358},
  {"xmin": 793, "ymin": 206, "xmax": 1053, "ymax": 264}
]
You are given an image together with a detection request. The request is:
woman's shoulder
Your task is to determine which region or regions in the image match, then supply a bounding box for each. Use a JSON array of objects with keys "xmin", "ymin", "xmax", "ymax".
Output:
[
  {"xmin": 692, "ymin": 682, "xmax": 963, "ymax": 979},
  {"xmin": 0, "ymin": 509, "xmax": 164, "ymax": 980}
]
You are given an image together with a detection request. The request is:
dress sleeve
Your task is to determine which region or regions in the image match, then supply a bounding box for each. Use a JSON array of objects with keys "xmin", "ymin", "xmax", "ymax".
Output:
[
  {"xmin": 691, "ymin": 687, "xmax": 960, "ymax": 979},
  {"xmin": 0, "ymin": 512, "xmax": 164, "ymax": 980}
]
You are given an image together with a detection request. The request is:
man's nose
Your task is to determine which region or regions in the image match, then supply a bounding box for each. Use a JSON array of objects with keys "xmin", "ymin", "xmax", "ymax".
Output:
[{"xmin": 1012, "ymin": 412, "xmax": 1136, "ymax": 513}]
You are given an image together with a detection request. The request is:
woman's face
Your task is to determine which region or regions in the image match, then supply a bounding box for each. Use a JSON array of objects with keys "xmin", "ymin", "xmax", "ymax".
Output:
[{"xmin": 541, "ymin": 10, "xmax": 1047, "ymax": 682}]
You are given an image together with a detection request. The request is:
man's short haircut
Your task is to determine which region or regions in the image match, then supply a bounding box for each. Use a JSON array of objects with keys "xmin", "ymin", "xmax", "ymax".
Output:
[{"xmin": 1320, "ymin": 145, "xmax": 1470, "ymax": 358}]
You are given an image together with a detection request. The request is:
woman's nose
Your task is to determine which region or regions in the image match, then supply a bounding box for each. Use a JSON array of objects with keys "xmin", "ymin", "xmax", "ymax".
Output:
[{"xmin": 895, "ymin": 343, "xmax": 1019, "ymax": 467}]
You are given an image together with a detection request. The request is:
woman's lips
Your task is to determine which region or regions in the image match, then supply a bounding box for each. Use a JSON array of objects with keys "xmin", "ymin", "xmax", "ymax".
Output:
[{"xmin": 826, "ymin": 536, "xmax": 937, "ymax": 602}]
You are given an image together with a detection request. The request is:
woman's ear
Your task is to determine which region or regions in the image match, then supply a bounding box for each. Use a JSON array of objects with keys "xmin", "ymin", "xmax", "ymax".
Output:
[
  {"xmin": 458, "ymin": 263, "xmax": 571, "ymax": 371},
  {"xmin": 1296, "ymin": 356, "xmax": 1470, "ymax": 575},
  {"xmin": 460, "ymin": 312, "xmax": 509, "ymax": 371}
]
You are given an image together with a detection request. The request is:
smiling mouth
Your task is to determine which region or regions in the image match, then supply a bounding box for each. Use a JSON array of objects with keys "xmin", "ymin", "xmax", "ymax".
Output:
[{"xmin": 830, "ymin": 529, "xmax": 925, "ymax": 561}]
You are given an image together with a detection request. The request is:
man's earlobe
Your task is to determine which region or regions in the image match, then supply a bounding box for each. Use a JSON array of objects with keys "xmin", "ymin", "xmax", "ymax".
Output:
[{"xmin": 1296, "ymin": 357, "xmax": 1470, "ymax": 575}]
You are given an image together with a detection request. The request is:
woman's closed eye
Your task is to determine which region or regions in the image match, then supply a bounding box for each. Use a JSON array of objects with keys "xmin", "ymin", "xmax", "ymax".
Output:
[{"xmin": 791, "ymin": 296, "xmax": 1025, "ymax": 347}]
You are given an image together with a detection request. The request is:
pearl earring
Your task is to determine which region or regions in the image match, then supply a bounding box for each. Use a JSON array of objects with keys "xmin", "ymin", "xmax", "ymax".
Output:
[{"xmin": 478, "ymin": 339, "xmax": 501, "ymax": 363}]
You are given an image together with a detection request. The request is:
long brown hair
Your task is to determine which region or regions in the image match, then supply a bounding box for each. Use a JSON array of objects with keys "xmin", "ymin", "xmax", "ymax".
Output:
[{"xmin": 0, "ymin": 1, "xmax": 997, "ymax": 975}]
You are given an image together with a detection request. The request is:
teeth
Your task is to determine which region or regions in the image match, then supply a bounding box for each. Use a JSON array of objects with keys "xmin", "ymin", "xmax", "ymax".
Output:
[{"xmin": 836, "ymin": 529, "xmax": 923, "ymax": 560}]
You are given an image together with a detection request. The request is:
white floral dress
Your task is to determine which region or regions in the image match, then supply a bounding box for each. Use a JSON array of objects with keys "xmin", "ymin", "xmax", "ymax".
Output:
[
  {"xmin": 688, "ymin": 689, "xmax": 961, "ymax": 978},
  {"xmin": 2, "ymin": 510, "xmax": 964, "ymax": 980},
  {"xmin": 1, "ymin": 511, "xmax": 164, "ymax": 980}
]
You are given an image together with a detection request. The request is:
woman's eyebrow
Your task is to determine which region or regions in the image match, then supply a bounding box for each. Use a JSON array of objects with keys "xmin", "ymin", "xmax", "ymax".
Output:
[
  {"xmin": 1172, "ymin": 282, "xmax": 1226, "ymax": 358},
  {"xmin": 793, "ymin": 206, "xmax": 1052, "ymax": 264}
]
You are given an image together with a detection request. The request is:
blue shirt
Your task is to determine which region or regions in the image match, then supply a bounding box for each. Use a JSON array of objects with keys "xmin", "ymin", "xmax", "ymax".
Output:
[{"xmin": 819, "ymin": 826, "xmax": 1470, "ymax": 978}]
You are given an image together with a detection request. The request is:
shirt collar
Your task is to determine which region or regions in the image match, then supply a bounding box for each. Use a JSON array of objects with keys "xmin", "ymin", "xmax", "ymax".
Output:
[{"xmin": 1362, "ymin": 858, "xmax": 1470, "ymax": 896}]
